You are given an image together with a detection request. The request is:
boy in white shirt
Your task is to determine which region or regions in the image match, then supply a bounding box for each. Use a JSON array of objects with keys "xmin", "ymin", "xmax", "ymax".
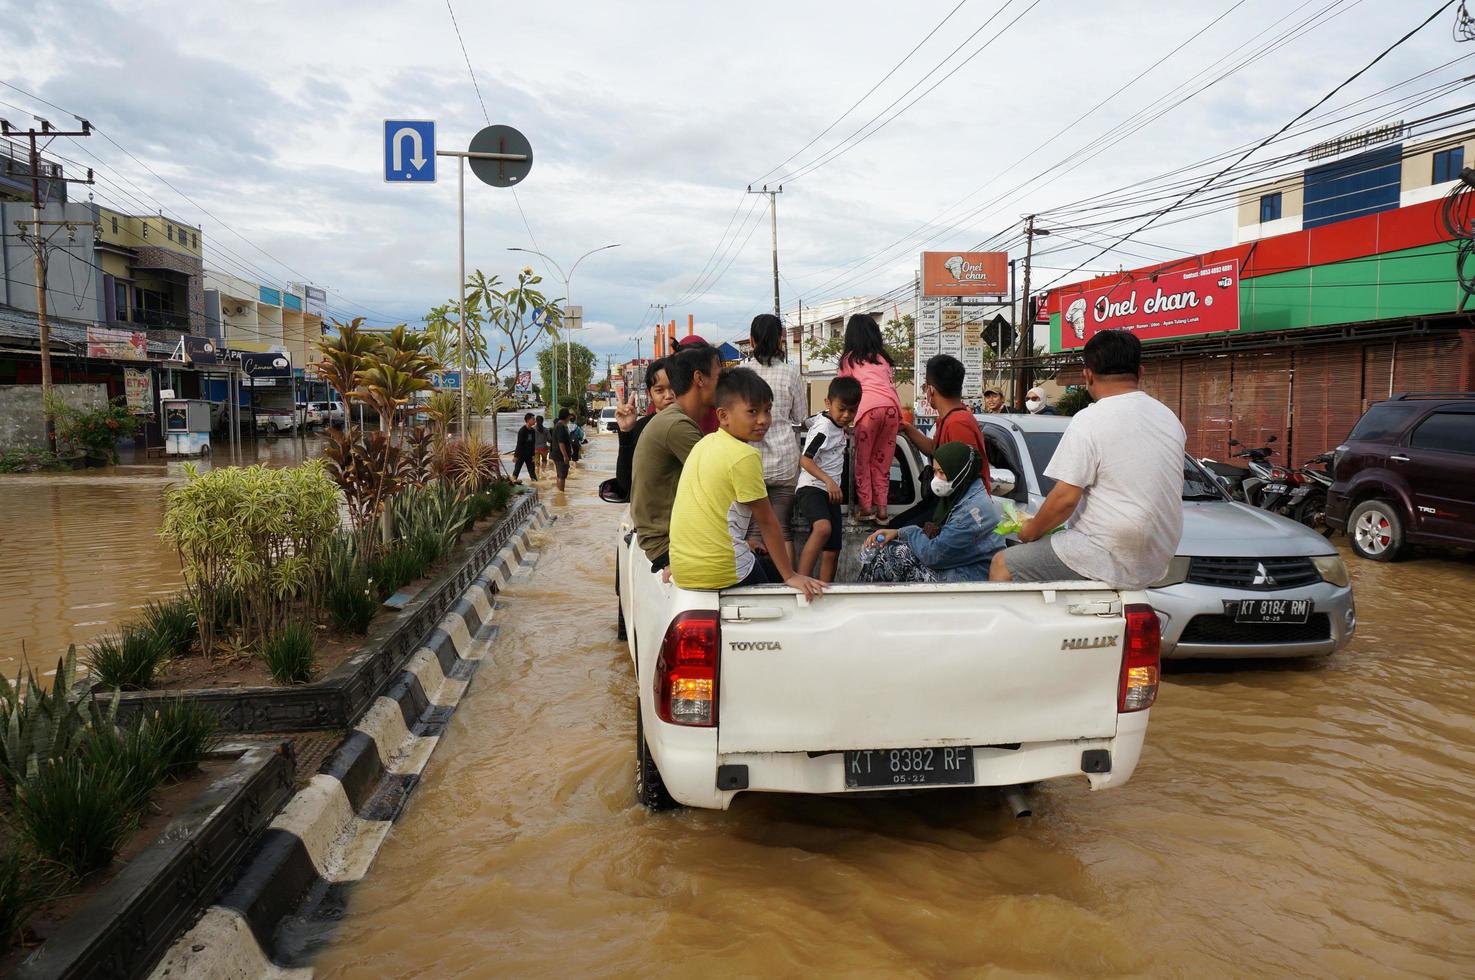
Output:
[{"xmin": 794, "ymin": 376, "xmax": 862, "ymax": 582}]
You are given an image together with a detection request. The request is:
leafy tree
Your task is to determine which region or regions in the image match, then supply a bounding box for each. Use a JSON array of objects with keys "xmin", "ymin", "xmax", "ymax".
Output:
[
  {"xmin": 804, "ymin": 314, "xmax": 916, "ymax": 385},
  {"xmin": 537, "ymin": 341, "xmax": 596, "ymax": 414}
]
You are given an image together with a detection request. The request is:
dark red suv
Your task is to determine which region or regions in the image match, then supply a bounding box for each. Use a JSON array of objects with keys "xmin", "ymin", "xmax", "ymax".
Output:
[{"xmin": 1325, "ymin": 393, "xmax": 1475, "ymax": 561}]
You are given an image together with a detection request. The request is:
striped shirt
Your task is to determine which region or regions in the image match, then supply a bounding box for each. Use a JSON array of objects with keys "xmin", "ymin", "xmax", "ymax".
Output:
[{"xmin": 741, "ymin": 356, "xmax": 808, "ymax": 486}]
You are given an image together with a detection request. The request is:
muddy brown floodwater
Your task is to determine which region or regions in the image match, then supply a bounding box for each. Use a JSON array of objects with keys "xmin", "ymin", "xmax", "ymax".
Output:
[{"xmin": 309, "ymin": 432, "xmax": 1475, "ymax": 977}]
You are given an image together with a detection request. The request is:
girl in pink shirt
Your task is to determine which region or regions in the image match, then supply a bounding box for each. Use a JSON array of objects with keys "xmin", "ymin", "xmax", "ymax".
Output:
[{"xmin": 837, "ymin": 313, "xmax": 902, "ymax": 522}]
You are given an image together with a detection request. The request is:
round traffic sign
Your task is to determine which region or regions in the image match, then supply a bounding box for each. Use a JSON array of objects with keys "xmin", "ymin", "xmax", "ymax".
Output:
[{"xmin": 468, "ymin": 125, "xmax": 533, "ymax": 188}]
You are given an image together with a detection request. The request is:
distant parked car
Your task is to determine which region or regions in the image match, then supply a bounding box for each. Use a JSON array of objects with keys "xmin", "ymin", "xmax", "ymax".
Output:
[
  {"xmin": 599, "ymin": 406, "xmax": 619, "ymax": 432},
  {"xmin": 255, "ymin": 410, "xmax": 296, "ymax": 434},
  {"xmin": 295, "ymin": 403, "xmax": 324, "ymax": 428},
  {"xmin": 305, "ymin": 400, "xmax": 343, "ymax": 427},
  {"xmin": 1325, "ymin": 392, "xmax": 1475, "ymax": 561}
]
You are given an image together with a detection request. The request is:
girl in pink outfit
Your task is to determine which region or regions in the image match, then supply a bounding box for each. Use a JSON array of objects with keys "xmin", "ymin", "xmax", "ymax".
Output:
[{"xmin": 837, "ymin": 313, "xmax": 902, "ymax": 522}]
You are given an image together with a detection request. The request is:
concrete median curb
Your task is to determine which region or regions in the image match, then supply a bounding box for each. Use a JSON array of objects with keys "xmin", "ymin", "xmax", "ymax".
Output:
[{"xmin": 148, "ymin": 503, "xmax": 551, "ymax": 978}]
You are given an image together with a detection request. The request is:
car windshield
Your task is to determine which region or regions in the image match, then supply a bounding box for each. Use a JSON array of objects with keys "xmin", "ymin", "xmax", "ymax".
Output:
[{"xmin": 1023, "ymin": 428, "xmax": 1225, "ymax": 501}]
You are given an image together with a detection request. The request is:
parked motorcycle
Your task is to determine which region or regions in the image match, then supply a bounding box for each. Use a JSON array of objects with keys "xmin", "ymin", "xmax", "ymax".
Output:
[
  {"xmin": 1227, "ymin": 436, "xmax": 1292, "ymax": 510},
  {"xmin": 1286, "ymin": 452, "xmax": 1335, "ymax": 536}
]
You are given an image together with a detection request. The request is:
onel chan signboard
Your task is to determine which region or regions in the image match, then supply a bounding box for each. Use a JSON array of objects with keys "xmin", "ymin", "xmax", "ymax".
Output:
[
  {"xmin": 921, "ymin": 251, "xmax": 1008, "ymax": 297},
  {"xmin": 1058, "ymin": 260, "xmax": 1241, "ymax": 349}
]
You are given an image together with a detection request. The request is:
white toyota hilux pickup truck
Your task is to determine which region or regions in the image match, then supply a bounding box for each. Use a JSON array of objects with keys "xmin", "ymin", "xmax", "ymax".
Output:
[{"xmin": 615, "ymin": 484, "xmax": 1161, "ymax": 811}]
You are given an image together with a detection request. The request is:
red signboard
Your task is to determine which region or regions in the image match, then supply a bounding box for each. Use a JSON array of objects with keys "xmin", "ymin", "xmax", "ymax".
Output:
[
  {"xmin": 1060, "ymin": 260, "xmax": 1240, "ymax": 349},
  {"xmin": 921, "ymin": 251, "xmax": 1009, "ymax": 297}
]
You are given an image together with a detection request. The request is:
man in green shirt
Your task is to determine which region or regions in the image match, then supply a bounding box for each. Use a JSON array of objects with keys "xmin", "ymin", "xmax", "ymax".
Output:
[{"xmin": 631, "ymin": 343, "xmax": 721, "ymax": 570}]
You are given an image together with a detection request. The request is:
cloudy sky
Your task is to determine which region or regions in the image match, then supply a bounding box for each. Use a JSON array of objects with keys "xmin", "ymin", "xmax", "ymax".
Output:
[{"xmin": 2, "ymin": 0, "xmax": 1469, "ymax": 364}]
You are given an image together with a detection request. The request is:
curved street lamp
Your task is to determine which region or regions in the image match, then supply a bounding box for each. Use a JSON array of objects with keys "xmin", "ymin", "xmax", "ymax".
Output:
[{"xmin": 508, "ymin": 244, "xmax": 620, "ymax": 413}]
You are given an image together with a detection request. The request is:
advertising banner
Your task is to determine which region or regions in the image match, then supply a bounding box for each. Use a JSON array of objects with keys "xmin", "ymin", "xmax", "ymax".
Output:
[
  {"xmin": 1060, "ymin": 260, "xmax": 1241, "ymax": 349},
  {"xmin": 514, "ymin": 370, "xmax": 533, "ymax": 393},
  {"xmin": 239, "ymin": 350, "xmax": 292, "ymax": 377},
  {"xmin": 431, "ymin": 370, "xmax": 462, "ymax": 390},
  {"xmin": 124, "ymin": 368, "xmax": 153, "ymax": 415},
  {"xmin": 921, "ymin": 251, "xmax": 1008, "ymax": 297},
  {"xmin": 87, "ymin": 327, "xmax": 147, "ymax": 361},
  {"xmin": 182, "ymin": 334, "xmax": 219, "ymax": 365}
]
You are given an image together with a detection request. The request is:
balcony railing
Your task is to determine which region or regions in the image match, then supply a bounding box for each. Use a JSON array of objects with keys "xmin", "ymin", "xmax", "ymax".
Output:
[{"xmin": 129, "ymin": 308, "xmax": 191, "ymax": 331}]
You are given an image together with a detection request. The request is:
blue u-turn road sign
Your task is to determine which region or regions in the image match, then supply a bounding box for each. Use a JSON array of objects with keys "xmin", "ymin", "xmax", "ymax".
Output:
[{"xmin": 384, "ymin": 120, "xmax": 436, "ymax": 183}]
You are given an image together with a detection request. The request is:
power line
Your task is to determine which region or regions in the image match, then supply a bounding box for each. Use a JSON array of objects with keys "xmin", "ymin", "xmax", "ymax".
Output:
[{"xmin": 1038, "ymin": 3, "xmax": 1461, "ymax": 291}]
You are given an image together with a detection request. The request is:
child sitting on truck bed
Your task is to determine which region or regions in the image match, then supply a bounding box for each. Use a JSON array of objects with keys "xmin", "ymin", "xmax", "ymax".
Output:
[
  {"xmin": 795, "ymin": 376, "xmax": 861, "ymax": 583},
  {"xmin": 669, "ymin": 368, "xmax": 825, "ymax": 598}
]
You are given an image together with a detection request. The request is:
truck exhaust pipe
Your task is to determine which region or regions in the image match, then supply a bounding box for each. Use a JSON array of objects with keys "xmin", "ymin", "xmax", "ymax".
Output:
[{"xmin": 1002, "ymin": 785, "xmax": 1032, "ymax": 819}]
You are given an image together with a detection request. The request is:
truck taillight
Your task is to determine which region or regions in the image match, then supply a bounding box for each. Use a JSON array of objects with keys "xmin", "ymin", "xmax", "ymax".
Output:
[
  {"xmin": 1119, "ymin": 604, "xmax": 1160, "ymax": 713},
  {"xmin": 655, "ymin": 611, "xmax": 720, "ymax": 726}
]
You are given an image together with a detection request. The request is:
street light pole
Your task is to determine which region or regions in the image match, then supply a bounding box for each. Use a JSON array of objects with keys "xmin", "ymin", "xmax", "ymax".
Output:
[{"xmin": 507, "ymin": 243, "xmax": 620, "ymax": 417}]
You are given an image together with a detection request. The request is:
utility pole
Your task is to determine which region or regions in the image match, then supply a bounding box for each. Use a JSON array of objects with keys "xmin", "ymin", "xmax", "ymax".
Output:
[
  {"xmin": 1014, "ymin": 215, "xmax": 1049, "ymax": 411},
  {"xmin": 747, "ymin": 184, "xmax": 783, "ymax": 316},
  {"xmin": 2, "ymin": 116, "xmax": 93, "ymax": 451}
]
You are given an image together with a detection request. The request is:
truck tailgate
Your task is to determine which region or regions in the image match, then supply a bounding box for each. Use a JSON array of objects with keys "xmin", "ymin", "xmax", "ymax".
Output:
[{"xmin": 716, "ymin": 584, "xmax": 1125, "ymax": 754}]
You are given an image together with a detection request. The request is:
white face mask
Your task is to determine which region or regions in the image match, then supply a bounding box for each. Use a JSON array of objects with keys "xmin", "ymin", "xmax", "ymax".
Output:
[
  {"xmin": 930, "ymin": 475, "xmax": 954, "ymax": 497},
  {"xmin": 1026, "ymin": 397, "xmax": 1045, "ymax": 414}
]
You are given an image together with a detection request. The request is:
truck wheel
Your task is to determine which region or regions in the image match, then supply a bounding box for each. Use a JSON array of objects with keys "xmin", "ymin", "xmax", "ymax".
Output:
[
  {"xmin": 635, "ymin": 703, "xmax": 680, "ymax": 811},
  {"xmin": 1349, "ymin": 499, "xmax": 1406, "ymax": 562}
]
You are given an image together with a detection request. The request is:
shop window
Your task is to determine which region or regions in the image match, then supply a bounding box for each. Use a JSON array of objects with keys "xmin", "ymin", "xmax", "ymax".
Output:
[
  {"xmin": 110, "ymin": 216, "xmax": 118, "ymax": 234},
  {"xmin": 167, "ymin": 225, "xmax": 174, "ymax": 241},
  {"xmin": 1259, "ymin": 192, "xmax": 1282, "ymax": 223},
  {"xmin": 191, "ymin": 232, "xmax": 198, "ymax": 248},
  {"xmin": 1433, "ymin": 147, "xmax": 1464, "ymax": 184},
  {"xmin": 114, "ymin": 281, "xmax": 129, "ymax": 321}
]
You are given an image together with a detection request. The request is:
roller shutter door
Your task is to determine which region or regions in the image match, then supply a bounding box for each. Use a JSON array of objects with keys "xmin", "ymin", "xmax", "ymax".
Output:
[
  {"xmin": 1230, "ymin": 351, "xmax": 1292, "ymax": 456},
  {"xmin": 1291, "ymin": 346, "xmax": 1364, "ymax": 460},
  {"xmin": 1180, "ymin": 354, "xmax": 1233, "ymax": 459},
  {"xmin": 1392, "ymin": 335, "xmax": 1464, "ymax": 394},
  {"xmin": 1140, "ymin": 357, "xmax": 1183, "ymax": 417},
  {"xmin": 1362, "ymin": 343, "xmax": 1396, "ymax": 407}
]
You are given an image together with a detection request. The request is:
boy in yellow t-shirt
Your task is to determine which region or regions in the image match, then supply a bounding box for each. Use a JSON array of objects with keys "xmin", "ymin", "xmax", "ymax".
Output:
[{"xmin": 670, "ymin": 368, "xmax": 826, "ymax": 598}]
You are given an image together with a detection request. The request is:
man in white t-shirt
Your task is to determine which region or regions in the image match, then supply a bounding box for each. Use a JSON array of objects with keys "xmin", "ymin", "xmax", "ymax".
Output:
[{"xmin": 990, "ymin": 329, "xmax": 1185, "ymax": 591}]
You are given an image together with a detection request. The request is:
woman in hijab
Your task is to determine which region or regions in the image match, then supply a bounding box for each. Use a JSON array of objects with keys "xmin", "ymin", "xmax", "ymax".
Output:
[{"xmin": 859, "ymin": 442, "xmax": 1005, "ymax": 583}]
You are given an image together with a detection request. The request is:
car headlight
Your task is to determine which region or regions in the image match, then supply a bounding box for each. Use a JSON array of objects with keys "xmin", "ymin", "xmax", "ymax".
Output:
[
  {"xmin": 1150, "ymin": 556, "xmax": 1191, "ymax": 588},
  {"xmin": 1312, "ymin": 554, "xmax": 1350, "ymax": 588}
]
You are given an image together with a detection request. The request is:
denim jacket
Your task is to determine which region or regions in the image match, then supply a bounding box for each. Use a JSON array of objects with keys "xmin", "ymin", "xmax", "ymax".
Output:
[{"xmin": 898, "ymin": 481, "xmax": 1006, "ymax": 582}]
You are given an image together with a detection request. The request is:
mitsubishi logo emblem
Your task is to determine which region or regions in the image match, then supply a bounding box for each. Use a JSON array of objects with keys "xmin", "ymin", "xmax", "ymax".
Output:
[{"xmin": 1252, "ymin": 561, "xmax": 1277, "ymax": 587}]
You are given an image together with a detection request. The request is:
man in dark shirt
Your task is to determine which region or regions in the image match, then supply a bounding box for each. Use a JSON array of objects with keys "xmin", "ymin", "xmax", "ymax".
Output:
[
  {"xmin": 512, "ymin": 412, "xmax": 538, "ymax": 482},
  {"xmin": 550, "ymin": 409, "xmax": 574, "ymax": 491}
]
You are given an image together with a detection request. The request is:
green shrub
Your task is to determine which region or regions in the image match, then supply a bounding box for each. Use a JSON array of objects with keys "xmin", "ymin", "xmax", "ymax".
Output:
[
  {"xmin": 159, "ymin": 461, "xmax": 340, "ymax": 655},
  {"xmin": 1054, "ymin": 385, "xmax": 1094, "ymax": 417},
  {"xmin": 485, "ymin": 479, "xmax": 514, "ymax": 512},
  {"xmin": 143, "ymin": 698, "xmax": 220, "ymax": 775},
  {"xmin": 139, "ymin": 596, "xmax": 197, "ymax": 657},
  {"xmin": 86, "ymin": 629, "xmax": 167, "ymax": 690},
  {"xmin": 79, "ymin": 721, "xmax": 165, "ymax": 811},
  {"xmin": 51, "ymin": 396, "xmax": 139, "ymax": 464},
  {"xmin": 0, "ymin": 845, "xmax": 57, "ymax": 951},
  {"xmin": 261, "ymin": 623, "xmax": 316, "ymax": 685},
  {"xmin": 12, "ymin": 756, "xmax": 139, "ymax": 879},
  {"xmin": 0, "ymin": 648, "xmax": 119, "ymax": 787},
  {"xmin": 0, "ymin": 448, "xmax": 70, "ymax": 473},
  {"xmin": 323, "ymin": 540, "xmax": 378, "ymax": 634}
]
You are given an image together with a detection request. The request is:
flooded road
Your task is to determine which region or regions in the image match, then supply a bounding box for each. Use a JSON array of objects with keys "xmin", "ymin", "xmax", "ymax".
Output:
[
  {"xmin": 0, "ymin": 420, "xmax": 528, "ymax": 680},
  {"xmin": 312, "ymin": 435, "xmax": 1475, "ymax": 977}
]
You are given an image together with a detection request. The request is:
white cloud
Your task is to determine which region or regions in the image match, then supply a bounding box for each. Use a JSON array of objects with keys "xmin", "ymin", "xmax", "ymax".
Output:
[{"xmin": 2, "ymin": 0, "xmax": 1466, "ymax": 363}]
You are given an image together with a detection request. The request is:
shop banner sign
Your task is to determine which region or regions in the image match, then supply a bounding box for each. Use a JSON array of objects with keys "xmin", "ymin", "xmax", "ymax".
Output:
[
  {"xmin": 1061, "ymin": 260, "xmax": 1240, "ymax": 349},
  {"xmin": 87, "ymin": 327, "xmax": 147, "ymax": 361},
  {"xmin": 921, "ymin": 251, "xmax": 1008, "ymax": 297},
  {"xmin": 182, "ymin": 334, "xmax": 219, "ymax": 365},
  {"xmin": 514, "ymin": 370, "xmax": 533, "ymax": 393},
  {"xmin": 124, "ymin": 367, "xmax": 153, "ymax": 415},
  {"xmin": 239, "ymin": 351, "xmax": 292, "ymax": 377}
]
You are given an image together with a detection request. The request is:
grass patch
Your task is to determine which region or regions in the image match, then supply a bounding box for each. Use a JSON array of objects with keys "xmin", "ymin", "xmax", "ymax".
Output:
[
  {"xmin": 86, "ymin": 629, "xmax": 168, "ymax": 690},
  {"xmin": 12, "ymin": 756, "xmax": 139, "ymax": 879},
  {"xmin": 0, "ymin": 845, "xmax": 58, "ymax": 952},
  {"xmin": 147, "ymin": 698, "xmax": 220, "ymax": 774},
  {"xmin": 261, "ymin": 622, "xmax": 316, "ymax": 685},
  {"xmin": 139, "ymin": 595, "xmax": 197, "ymax": 657}
]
